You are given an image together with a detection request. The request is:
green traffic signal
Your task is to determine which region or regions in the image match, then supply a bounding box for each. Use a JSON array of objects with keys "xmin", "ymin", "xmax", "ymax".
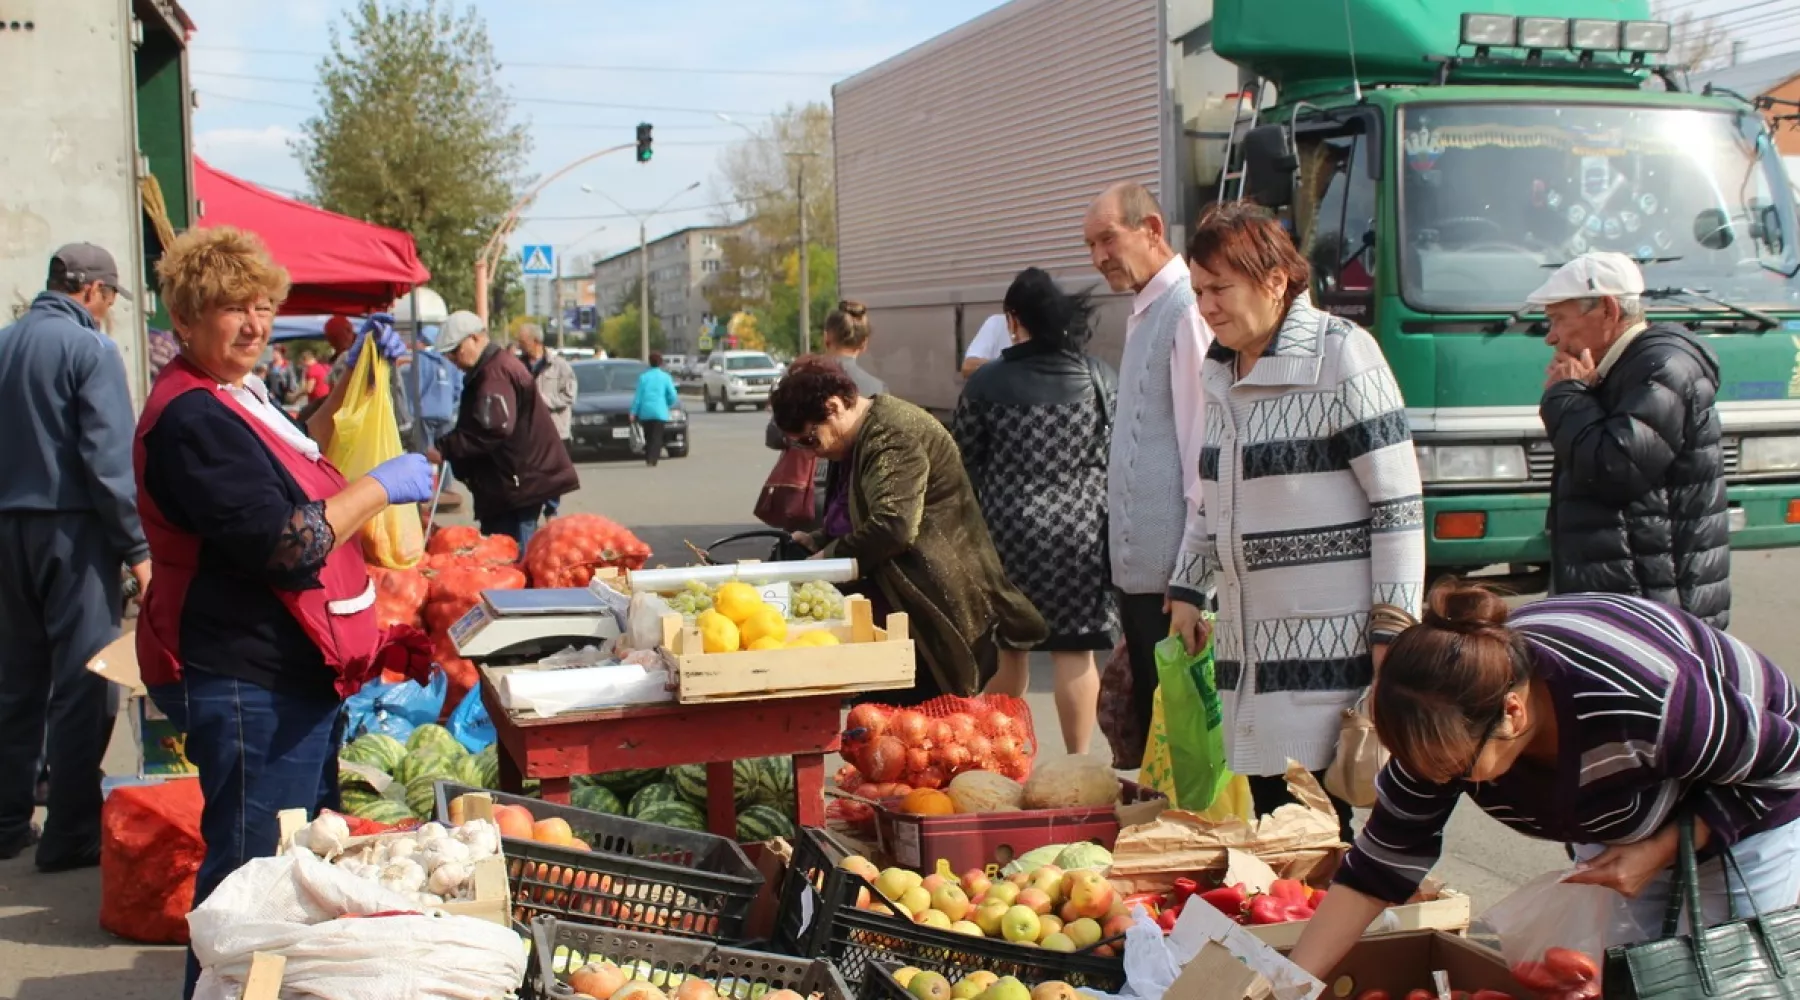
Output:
[{"xmin": 635, "ymin": 122, "xmax": 653, "ymax": 163}]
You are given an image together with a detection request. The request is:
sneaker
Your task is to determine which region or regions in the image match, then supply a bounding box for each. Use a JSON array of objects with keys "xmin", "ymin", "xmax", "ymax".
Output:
[{"xmin": 0, "ymin": 824, "xmax": 42, "ymax": 861}]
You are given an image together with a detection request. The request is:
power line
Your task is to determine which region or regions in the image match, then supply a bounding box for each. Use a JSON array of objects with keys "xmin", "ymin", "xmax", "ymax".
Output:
[
  {"xmin": 190, "ymin": 44, "xmax": 851, "ymax": 79},
  {"xmin": 190, "ymin": 71, "xmax": 775, "ymax": 117},
  {"xmin": 198, "ymin": 91, "xmax": 314, "ymax": 113}
]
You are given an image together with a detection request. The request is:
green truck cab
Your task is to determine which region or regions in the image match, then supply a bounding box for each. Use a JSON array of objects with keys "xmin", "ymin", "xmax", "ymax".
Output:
[{"xmin": 1215, "ymin": 1, "xmax": 1800, "ymax": 583}]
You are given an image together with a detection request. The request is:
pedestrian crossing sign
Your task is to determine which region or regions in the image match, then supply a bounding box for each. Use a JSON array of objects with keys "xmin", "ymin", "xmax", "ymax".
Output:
[{"xmin": 521, "ymin": 245, "xmax": 554, "ymax": 276}]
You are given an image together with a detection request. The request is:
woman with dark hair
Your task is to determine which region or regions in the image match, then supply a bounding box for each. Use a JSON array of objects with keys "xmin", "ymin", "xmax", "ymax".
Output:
[
  {"xmin": 772, "ymin": 357, "xmax": 1045, "ymax": 703},
  {"xmin": 952, "ymin": 267, "xmax": 1116, "ymax": 754},
  {"xmin": 1169, "ymin": 202, "xmax": 1424, "ymax": 837},
  {"xmin": 764, "ymin": 300, "xmax": 887, "ymax": 536},
  {"xmin": 1288, "ymin": 580, "xmax": 1800, "ymax": 978},
  {"xmin": 631, "ymin": 351, "xmax": 679, "ymax": 467}
]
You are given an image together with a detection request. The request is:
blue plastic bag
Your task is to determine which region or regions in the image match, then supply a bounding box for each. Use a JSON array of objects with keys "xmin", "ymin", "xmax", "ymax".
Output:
[
  {"xmin": 448, "ymin": 683, "xmax": 495, "ymax": 754},
  {"xmin": 342, "ymin": 668, "xmax": 446, "ymax": 743}
]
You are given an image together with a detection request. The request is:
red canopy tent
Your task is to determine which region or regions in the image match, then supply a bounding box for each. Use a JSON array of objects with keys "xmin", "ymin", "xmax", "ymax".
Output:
[{"xmin": 193, "ymin": 156, "xmax": 430, "ymax": 315}]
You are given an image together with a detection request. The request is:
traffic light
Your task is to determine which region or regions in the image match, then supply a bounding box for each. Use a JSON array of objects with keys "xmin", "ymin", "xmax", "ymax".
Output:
[{"xmin": 635, "ymin": 123, "xmax": 653, "ymax": 163}]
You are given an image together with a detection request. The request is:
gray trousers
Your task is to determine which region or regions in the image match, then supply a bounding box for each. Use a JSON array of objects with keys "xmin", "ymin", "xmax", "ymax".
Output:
[{"xmin": 0, "ymin": 512, "xmax": 122, "ymax": 864}]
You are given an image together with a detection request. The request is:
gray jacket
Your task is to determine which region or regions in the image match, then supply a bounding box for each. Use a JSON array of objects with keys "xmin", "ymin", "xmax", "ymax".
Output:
[
  {"xmin": 0, "ymin": 292, "xmax": 149, "ymax": 564},
  {"xmin": 530, "ymin": 350, "xmax": 578, "ymax": 440},
  {"xmin": 1107, "ymin": 281, "xmax": 1193, "ymax": 594}
]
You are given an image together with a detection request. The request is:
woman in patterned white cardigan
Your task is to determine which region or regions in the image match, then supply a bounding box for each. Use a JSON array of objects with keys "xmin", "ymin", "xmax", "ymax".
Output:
[{"xmin": 1168, "ymin": 203, "xmax": 1425, "ymax": 838}]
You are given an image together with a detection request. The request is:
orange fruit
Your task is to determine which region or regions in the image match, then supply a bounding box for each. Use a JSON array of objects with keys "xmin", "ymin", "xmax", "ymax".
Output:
[{"xmin": 897, "ymin": 788, "xmax": 956, "ymax": 816}]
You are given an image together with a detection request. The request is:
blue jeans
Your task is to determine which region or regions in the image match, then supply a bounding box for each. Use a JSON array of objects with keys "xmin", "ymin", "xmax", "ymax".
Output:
[
  {"xmin": 149, "ymin": 670, "xmax": 340, "ymax": 999},
  {"xmin": 480, "ymin": 503, "xmax": 544, "ymax": 551}
]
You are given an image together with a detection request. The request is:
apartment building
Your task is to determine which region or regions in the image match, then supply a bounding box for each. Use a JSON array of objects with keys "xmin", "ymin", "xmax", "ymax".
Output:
[{"xmin": 592, "ymin": 224, "xmax": 742, "ymax": 355}]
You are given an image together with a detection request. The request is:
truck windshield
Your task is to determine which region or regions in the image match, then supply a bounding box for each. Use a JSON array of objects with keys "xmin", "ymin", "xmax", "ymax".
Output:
[{"xmin": 1398, "ymin": 102, "xmax": 1800, "ymax": 314}]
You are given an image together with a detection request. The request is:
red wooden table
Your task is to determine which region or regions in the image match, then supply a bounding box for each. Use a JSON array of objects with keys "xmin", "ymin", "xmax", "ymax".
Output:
[{"xmin": 478, "ymin": 667, "xmax": 840, "ymax": 840}]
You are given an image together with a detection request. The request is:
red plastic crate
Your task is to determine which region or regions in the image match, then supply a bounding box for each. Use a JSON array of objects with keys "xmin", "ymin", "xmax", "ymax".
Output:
[{"xmin": 872, "ymin": 780, "xmax": 1164, "ymax": 872}]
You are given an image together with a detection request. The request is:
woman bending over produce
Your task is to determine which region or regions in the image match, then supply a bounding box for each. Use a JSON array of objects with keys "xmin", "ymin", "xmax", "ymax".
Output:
[
  {"xmin": 134, "ymin": 226, "xmax": 433, "ymax": 997},
  {"xmin": 1288, "ymin": 578, "xmax": 1800, "ymax": 979}
]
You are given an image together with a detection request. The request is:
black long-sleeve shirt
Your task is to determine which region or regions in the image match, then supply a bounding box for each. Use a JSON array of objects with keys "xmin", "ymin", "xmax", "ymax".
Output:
[{"xmin": 142, "ymin": 391, "xmax": 339, "ymax": 697}]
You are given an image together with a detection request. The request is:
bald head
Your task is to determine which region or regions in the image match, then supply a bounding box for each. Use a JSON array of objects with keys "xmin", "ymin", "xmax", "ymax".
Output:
[{"xmin": 1085, "ymin": 182, "xmax": 1175, "ymax": 294}]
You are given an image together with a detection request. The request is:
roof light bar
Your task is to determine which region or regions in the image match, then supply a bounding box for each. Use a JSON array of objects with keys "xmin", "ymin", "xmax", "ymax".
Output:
[
  {"xmin": 1517, "ymin": 17, "xmax": 1570, "ymax": 50},
  {"xmin": 1461, "ymin": 13, "xmax": 1516, "ymax": 47},
  {"xmin": 1571, "ymin": 19, "xmax": 1623, "ymax": 51},
  {"xmin": 1622, "ymin": 20, "xmax": 1672, "ymax": 53}
]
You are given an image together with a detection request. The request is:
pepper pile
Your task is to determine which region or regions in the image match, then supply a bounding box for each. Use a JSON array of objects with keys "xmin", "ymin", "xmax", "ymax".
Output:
[{"xmin": 1133, "ymin": 876, "xmax": 1326, "ymax": 930}]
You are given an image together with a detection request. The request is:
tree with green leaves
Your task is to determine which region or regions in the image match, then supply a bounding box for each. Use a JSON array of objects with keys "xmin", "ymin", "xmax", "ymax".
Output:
[
  {"xmin": 755, "ymin": 244, "xmax": 837, "ymax": 357},
  {"xmin": 600, "ymin": 305, "xmax": 664, "ymax": 359},
  {"xmin": 294, "ymin": 0, "xmax": 530, "ymax": 314}
]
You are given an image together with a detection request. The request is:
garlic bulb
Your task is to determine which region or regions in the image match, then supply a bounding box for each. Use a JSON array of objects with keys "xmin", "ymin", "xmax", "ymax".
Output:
[
  {"xmin": 427, "ymin": 860, "xmax": 473, "ymax": 898},
  {"xmin": 378, "ymin": 858, "xmax": 427, "ymax": 895},
  {"xmin": 415, "ymin": 822, "xmax": 449, "ymax": 845},
  {"xmin": 298, "ymin": 813, "xmax": 351, "ymax": 858},
  {"xmin": 386, "ymin": 837, "xmax": 419, "ymax": 861},
  {"xmin": 420, "ymin": 838, "xmax": 470, "ymax": 873},
  {"xmin": 455, "ymin": 819, "xmax": 500, "ymax": 860}
]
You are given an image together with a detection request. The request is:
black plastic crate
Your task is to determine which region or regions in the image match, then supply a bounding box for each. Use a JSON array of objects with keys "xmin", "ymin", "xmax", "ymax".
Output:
[
  {"xmin": 775, "ymin": 827, "xmax": 1125, "ymax": 990},
  {"xmin": 436, "ymin": 782, "xmax": 763, "ymax": 941},
  {"xmin": 527, "ymin": 915, "xmax": 854, "ymax": 1000}
]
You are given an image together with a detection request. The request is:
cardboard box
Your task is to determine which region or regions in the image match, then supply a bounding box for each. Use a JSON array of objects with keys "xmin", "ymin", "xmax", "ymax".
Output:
[
  {"xmin": 1310, "ymin": 930, "xmax": 1532, "ymax": 1000},
  {"xmin": 1166, "ymin": 941, "xmax": 1274, "ymax": 1000},
  {"xmin": 87, "ymin": 626, "xmax": 143, "ymax": 695}
]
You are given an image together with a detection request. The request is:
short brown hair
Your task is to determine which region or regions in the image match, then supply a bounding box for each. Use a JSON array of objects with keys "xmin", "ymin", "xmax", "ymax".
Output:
[
  {"xmin": 823, "ymin": 300, "xmax": 872, "ymax": 350},
  {"xmin": 770, "ymin": 355, "xmax": 860, "ymax": 434},
  {"xmin": 1186, "ymin": 202, "xmax": 1311, "ymax": 310},
  {"xmin": 1371, "ymin": 579, "xmax": 1533, "ymax": 783},
  {"xmin": 156, "ymin": 226, "xmax": 290, "ymax": 326},
  {"xmin": 648, "ymin": 351, "xmax": 664, "ymax": 367}
]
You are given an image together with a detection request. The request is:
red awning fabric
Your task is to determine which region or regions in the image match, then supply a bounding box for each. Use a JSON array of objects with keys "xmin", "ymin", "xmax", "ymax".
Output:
[{"xmin": 193, "ymin": 157, "xmax": 430, "ymax": 315}]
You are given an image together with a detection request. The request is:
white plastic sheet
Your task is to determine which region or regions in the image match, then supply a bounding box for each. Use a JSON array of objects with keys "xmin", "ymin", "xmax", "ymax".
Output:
[{"xmin": 1088, "ymin": 904, "xmax": 1322, "ymax": 1000}]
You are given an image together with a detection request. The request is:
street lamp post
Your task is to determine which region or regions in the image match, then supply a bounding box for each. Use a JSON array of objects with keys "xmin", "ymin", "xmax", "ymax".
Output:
[
  {"xmin": 475, "ymin": 142, "xmax": 632, "ymax": 327},
  {"xmin": 583, "ymin": 181, "xmax": 702, "ymax": 361},
  {"xmin": 551, "ymin": 222, "xmax": 607, "ymax": 350},
  {"xmin": 717, "ymin": 114, "xmax": 822, "ymax": 355}
]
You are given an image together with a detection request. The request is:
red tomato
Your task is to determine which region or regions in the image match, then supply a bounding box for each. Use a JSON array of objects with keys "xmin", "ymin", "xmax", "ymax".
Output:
[
  {"xmin": 1404, "ymin": 990, "xmax": 1435, "ymax": 1000},
  {"xmin": 1543, "ymin": 947, "xmax": 1599, "ymax": 985},
  {"xmin": 1509, "ymin": 961, "xmax": 1561, "ymax": 991},
  {"xmin": 1470, "ymin": 991, "xmax": 1517, "ymax": 1000}
]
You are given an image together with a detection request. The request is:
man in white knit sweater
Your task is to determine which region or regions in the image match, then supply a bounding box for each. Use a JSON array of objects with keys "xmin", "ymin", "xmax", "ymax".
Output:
[{"xmin": 1084, "ymin": 183, "xmax": 1212, "ymax": 758}]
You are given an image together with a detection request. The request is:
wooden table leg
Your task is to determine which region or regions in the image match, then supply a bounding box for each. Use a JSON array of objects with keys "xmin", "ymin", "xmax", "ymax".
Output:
[
  {"xmin": 498, "ymin": 743, "xmax": 523, "ymax": 794},
  {"xmin": 540, "ymin": 775, "xmax": 572, "ymax": 805},
  {"xmin": 794, "ymin": 752, "xmax": 825, "ymax": 827},
  {"xmin": 705, "ymin": 760, "xmax": 737, "ymax": 840}
]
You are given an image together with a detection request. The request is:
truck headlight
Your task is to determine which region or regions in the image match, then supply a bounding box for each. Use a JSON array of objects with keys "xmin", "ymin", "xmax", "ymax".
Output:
[
  {"xmin": 1740, "ymin": 435, "xmax": 1800, "ymax": 473},
  {"xmin": 1415, "ymin": 444, "xmax": 1529, "ymax": 482},
  {"xmin": 728, "ymin": 376, "xmax": 743, "ymax": 387}
]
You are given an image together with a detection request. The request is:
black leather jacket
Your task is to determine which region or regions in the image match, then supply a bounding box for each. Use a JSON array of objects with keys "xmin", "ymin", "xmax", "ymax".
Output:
[{"xmin": 1540, "ymin": 324, "xmax": 1730, "ymax": 628}]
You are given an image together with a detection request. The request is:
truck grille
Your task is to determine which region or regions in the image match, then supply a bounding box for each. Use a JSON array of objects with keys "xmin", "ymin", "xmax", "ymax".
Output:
[{"xmin": 1526, "ymin": 437, "xmax": 1740, "ymax": 484}]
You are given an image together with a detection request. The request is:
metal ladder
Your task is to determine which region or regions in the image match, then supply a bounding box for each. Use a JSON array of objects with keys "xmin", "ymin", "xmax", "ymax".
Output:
[{"xmin": 1215, "ymin": 79, "xmax": 1263, "ymax": 204}]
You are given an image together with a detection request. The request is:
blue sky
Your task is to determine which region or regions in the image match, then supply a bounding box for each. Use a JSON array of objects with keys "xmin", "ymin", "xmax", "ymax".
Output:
[{"xmin": 184, "ymin": 0, "xmax": 1009, "ymax": 269}]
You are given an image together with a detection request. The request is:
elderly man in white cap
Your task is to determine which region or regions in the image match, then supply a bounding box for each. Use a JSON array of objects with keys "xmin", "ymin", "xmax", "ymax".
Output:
[{"xmin": 1533, "ymin": 251, "xmax": 1730, "ymax": 628}]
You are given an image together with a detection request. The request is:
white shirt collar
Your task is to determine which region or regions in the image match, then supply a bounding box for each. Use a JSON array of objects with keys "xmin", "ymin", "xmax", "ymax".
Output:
[
  {"xmin": 223, "ymin": 374, "xmax": 322, "ymax": 460},
  {"xmin": 1595, "ymin": 321, "xmax": 1650, "ymax": 381},
  {"xmin": 1133, "ymin": 254, "xmax": 1190, "ymax": 318}
]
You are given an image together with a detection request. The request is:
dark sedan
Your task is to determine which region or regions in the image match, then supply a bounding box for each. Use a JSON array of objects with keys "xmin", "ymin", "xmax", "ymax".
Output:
[{"xmin": 568, "ymin": 359, "xmax": 689, "ymax": 459}]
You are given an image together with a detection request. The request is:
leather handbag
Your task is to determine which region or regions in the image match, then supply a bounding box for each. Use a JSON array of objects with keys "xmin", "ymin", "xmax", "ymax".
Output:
[
  {"xmin": 754, "ymin": 446, "xmax": 819, "ymax": 531},
  {"xmin": 1323, "ymin": 690, "xmax": 1387, "ymax": 808},
  {"xmin": 1097, "ymin": 638, "xmax": 1145, "ymax": 769},
  {"xmin": 1602, "ymin": 817, "xmax": 1800, "ymax": 999}
]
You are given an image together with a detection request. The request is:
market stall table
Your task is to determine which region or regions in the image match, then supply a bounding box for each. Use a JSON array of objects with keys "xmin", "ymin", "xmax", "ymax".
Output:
[{"xmin": 477, "ymin": 665, "xmax": 840, "ymax": 838}]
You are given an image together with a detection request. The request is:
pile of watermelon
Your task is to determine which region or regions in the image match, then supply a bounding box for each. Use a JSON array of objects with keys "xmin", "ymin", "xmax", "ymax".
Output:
[
  {"xmin": 565, "ymin": 758, "xmax": 799, "ymax": 844},
  {"xmin": 338, "ymin": 723, "xmax": 500, "ymax": 824}
]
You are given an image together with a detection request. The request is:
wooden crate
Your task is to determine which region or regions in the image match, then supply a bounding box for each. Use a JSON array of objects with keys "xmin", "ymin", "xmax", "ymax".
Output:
[
  {"xmin": 663, "ymin": 594, "xmax": 916, "ymax": 704},
  {"xmin": 276, "ymin": 791, "xmax": 511, "ymax": 926}
]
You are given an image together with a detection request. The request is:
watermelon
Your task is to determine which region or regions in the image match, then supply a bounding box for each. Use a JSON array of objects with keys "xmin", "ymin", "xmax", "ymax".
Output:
[
  {"xmin": 339, "ymin": 785, "xmax": 382, "ymax": 816},
  {"xmin": 571, "ymin": 785, "xmax": 624, "ymax": 815},
  {"xmin": 453, "ymin": 754, "xmax": 486, "ymax": 790},
  {"xmin": 351, "ymin": 797, "xmax": 414, "ymax": 825},
  {"xmin": 393, "ymin": 749, "xmax": 460, "ymax": 787},
  {"xmin": 635, "ymin": 799, "xmax": 706, "ymax": 832},
  {"xmin": 341, "ymin": 732, "xmax": 408, "ymax": 774},
  {"xmin": 738, "ymin": 757, "xmax": 794, "ymax": 810},
  {"xmin": 473, "ymin": 745, "xmax": 500, "ymax": 788},
  {"xmin": 405, "ymin": 775, "xmax": 443, "ymax": 819},
  {"xmin": 628, "ymin": 782, "xmax": 685, "ymax": 818},
  {"xmin": 670, "ymin": 763, "xmax": 708, "ymax": 806},
  {"xmin": 575, "ymin": 768, "xmax": 665, "ymax": 794},
  {"xmin": 735, "ymin": 803, "xmax": 796, "ymax": 843},
  {"xmin": 407, "ymin": 723, "xmax": 463, "ymax": 758}
]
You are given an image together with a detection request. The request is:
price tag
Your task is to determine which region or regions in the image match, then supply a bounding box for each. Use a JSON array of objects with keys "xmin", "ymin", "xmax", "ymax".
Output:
[{"xmin": 758, "ymin": 581, "xmax": 792, "ymax": 616}]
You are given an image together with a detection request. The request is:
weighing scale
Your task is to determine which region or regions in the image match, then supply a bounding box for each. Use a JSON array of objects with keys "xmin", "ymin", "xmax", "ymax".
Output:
[{"xmin": 449, "ymin": 582, "xmax": 629, "ymax": 665}]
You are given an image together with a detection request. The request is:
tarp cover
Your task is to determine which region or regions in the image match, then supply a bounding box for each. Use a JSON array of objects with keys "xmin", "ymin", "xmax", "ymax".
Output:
[{"xmin": 194, "ymin": 157, "xmax": 430, "ymax": 314}]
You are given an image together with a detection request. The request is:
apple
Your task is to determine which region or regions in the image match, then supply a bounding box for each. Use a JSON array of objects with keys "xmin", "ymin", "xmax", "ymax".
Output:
[
  {"xmin": 1031, "ymin": 983, "xmax": 1083, "ymax": 1000},
  {"xmin": 877, "ymin": 868, "xmax": 922, "ymax": 902},
  {"xmin": 1006, "ymin": 871, "xmax": 1032, "ymax": 888},
  {"xmin": 1037, "ymin": 915, "xmax": 1064, "ymax": 941},
  {"xmin": 921, "ymin": 872, "xmax": 951, "ymax": 894},
  {"xmin": 962, "ymin": 869, "xmax": 992, "ymax": 899},
  {"xmin": 984, "ymin": 882, "xmax": 1020, "ymax": 906},
  {"xmin": 1066, "ymin": 917, "xmax": 1103, "ymax": 949},
  {"xmin": 1001, "ymin": 904, "xmax": 1042, "ymax": 944},
  {"xmin": 892, "ymin": 968, "xmax": 922, "ymax": 989},
  {"xmin": 1029, "ymin": 867, "xmax": 1066, "ymax": 905},
  {"xmin": 1106, "ymin": 899, "xmax": 1129, "ymax": 920},
  {"xmin": 899, "ymin": 886, "xmax": 932, "ymax": 916},
  {"xmin": 960, "ymin": 972, "xmax": 998, "ymax": 996},
  {"xmin": 1065, "ymin": 869, "xmax": 1115, "ymax": 920},
  {"xmin": 1101, "ymin": 913, "xmax": 1134, "ymax": 941},
  {"xmin": 978, "ymin": 976, "xmax": 1031, "ymax": 1000},
  {"xmin": 951, "ymin": 978, "xmax": 985, "ymax": 1000},
  {"xmin": 870, "ymin": 903, "xmax": 894, "ymax": 917},
  {"xmin": 908, "ymin": 971, "xmax": 951, "ymax": 1000},
  {"xmin": 855, "ymin": 887, "xmax": 872, "ymax": 909},
  {"xmin": 974, "ymin": 899, "xmax": 1010, "ymax": 936},
  {"xmin": 838, "ymin": 855, "xmax": 881, "ymax": 882},
  {"xmin": 930, "ymin": 883, "xmax": 971, "ymax": 922},
  {"xmin": 1016, "ymin": 887, "xmax": 1053, "ymax": 916},
  {"xmin": 1039, "ymin": 932, "xmax": 1076, "ymax": 953},
  {"xmin": 949, "ymin": 920, "xmax": 985, "ymax": 937},
  {"xmin": 915, "ymin": 908, "xmax": 953, "ymax": 930}
]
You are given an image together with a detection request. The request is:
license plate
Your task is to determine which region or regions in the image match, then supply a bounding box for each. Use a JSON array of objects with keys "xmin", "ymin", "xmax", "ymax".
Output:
[
  {"xmin": 612, "ymin": 428, "xmax": 632, "ymax": 439},
  {"xmin": 1728, "ymin": 507, "xmax": 1748, "ymax": 533}
]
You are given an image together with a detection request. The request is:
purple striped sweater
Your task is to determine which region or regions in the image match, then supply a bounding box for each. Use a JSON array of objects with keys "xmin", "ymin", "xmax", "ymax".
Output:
[{"xmin": 1336, "ymin": 593, "xmax": 1800, "ymax": 905}]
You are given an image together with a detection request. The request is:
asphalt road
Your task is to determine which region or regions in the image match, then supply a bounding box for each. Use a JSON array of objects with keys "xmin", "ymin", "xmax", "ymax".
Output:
[{"xmin": 6, "ymin": 405, "xmax": 1800, "ymax": 997}]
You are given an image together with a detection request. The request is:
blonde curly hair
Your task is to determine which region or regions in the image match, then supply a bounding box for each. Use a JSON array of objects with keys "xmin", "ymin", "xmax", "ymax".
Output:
[{"xmin": 155, "ymin": 226, "xmax": 290, "ymax": 326}]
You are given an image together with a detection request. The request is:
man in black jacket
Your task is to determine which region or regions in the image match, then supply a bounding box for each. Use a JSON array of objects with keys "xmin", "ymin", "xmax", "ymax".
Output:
[
  {"xmin": 1535, "ymin": 252, "xmax": 1730, "ymax": 628},
  {"xmin": 427, "ymin": 311, "xmax": 579, "ymax": 547}
]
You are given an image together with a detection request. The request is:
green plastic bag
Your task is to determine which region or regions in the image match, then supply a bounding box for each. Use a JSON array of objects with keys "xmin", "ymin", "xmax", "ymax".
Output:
[{"xmin": 1154, "ymin": 629, "xmax": 1229, "ymax": 814}]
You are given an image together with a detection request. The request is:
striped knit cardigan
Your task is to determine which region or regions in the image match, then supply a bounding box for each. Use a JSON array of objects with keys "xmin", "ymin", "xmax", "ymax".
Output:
[{"xmin": 1169, "ymin": 294, "xmax": 1425, "ymax": 776}]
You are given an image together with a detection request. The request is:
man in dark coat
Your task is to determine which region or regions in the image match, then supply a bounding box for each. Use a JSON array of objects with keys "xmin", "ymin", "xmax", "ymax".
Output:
[
  {"xmin": 1535, "ymin": 252, "xmax": 1730, "ymax": 628},
  {"xmin": 427, "ymin": 311, "xmax": 579, "ymax": 547}
]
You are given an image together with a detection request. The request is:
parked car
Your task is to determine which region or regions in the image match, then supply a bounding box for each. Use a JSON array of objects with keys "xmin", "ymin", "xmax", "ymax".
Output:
[
  {"xmin": 701, "ymin": 350, "xmax": 783, "ymax": 411},
  {"xmin": 568, "ymin": 359, "xmax": 688, "ymax": 459}
]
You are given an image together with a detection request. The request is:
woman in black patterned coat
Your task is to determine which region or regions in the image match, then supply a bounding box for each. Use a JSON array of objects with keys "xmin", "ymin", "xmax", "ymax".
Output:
[{"xmin": 953, "ymin": 268, "xmax": 1118, "ymax": 754}]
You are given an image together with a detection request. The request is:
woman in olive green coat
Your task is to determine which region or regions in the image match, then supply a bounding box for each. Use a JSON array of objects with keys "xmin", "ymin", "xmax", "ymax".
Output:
[{"xmin": 773, "ymin": 357, "xmax": 1046, "ymax": 702}]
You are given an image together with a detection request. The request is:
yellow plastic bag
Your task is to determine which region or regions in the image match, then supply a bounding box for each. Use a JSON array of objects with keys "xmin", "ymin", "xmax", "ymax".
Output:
[
  {"xmin": 1140, "ymin": 685, "xmax": 1253, "ymax": 823},
  {"xmin": 327, "ymin": 343, "xmax": 424, "ymax": 568}
]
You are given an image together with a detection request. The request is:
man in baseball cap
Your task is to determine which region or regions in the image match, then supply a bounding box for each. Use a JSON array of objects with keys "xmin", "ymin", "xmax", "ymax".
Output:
[{"xmin": 1532, "ymin": 251, "xmax": 1731, "ymax": 627}]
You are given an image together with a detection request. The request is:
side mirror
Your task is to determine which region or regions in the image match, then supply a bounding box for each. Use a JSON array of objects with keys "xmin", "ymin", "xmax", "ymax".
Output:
[
  {"xmin": 1693, "ymin": 207, "xmax": 1734, "ymax": 251},
  {"xmin": 1241, "ymin": 125, "xmax": 1298, "ymax": 209}
]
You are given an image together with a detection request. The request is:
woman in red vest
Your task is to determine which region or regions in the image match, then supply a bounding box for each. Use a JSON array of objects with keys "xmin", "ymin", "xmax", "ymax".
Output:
[{"xmin": 135, "ymin": 227, "xmax": 432, "ymax": 997}]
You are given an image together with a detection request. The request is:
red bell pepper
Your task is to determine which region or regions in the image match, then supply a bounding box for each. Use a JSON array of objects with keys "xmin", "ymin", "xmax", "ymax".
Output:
[
  {"xmin": 1268, "ymin": 878, "xmax": 1309, "ymax": 904},
  {"xmin": 1198, "ymin": 883, "xmax": 1248, "ymax": 918},
  {"xmin": 1247, "ymin": 893, "xmax": 1314, "ymax": 925},
  {"xmin": 1171, "ymin": 876, "xmax": 1200, "ymax": 907},
  {"xmin": 1123, "ymin": 892, "xmax": 1163, "ymax": 918},
  {"xmin": 1157, "ymin": 906, "xmax": 1181, "ymax": 932}
]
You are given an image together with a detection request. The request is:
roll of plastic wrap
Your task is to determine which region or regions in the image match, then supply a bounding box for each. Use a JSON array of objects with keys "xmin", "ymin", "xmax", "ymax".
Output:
[{"xmin": 627, "ymin": 558, "xmax": 859, "ymax": 592}]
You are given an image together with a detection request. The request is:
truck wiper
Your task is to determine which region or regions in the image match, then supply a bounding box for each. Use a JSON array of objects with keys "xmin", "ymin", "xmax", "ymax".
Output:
[{"xmin": 1642, "ymin": 287, "xmax": 1780, "ymax": 331}]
